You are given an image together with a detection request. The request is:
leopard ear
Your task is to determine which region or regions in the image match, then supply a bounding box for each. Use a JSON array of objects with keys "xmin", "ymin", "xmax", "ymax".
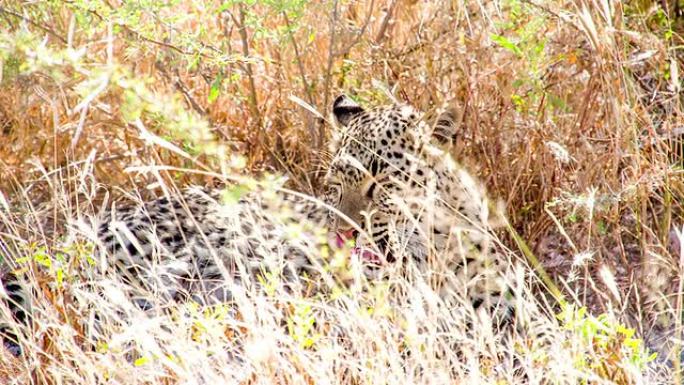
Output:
[
  {"xmin": 429, "ymin": 108, "xmax": 459, "ymax": 146},
  {"xmin": 332, "ymin": 95, "xmax": 364, "ymax": 126}
]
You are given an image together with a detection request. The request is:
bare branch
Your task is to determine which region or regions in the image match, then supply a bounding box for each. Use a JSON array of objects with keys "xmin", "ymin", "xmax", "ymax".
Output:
[
  {"xmin": 333, "ymin": 0, "xmax": 376, "ymax": 56},
  {"xmin": 283, "ymin": 12, "xmax": 318, "ymax": 144},
  {"xmin": 283, "ymin": 12, "xmax": 314, "ymax": 105},
  {"xmin": 374, "ymin": 0, "xmax": 398, "ymax": 45},
  {"xmin": 230, "ymin": 5, "xmax": 262, "ymax": 134},
  {"xmin": 321, "ymin": 0, "xmax": 340, "ymax": 150},
  {"xmin": 0, "ymin": 6, "xmax": 67, "ymax": 43}
]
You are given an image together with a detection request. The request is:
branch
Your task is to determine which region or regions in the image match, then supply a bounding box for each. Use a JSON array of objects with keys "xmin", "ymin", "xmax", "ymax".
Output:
[
  {"xmin": 154, "ymin": 62, "xmax": 208, "ymax": 119},
  {"xmin": 374, "ymin": 0, "xmax": 398, "ymax": 44},
  {"xmin": 283, "ymin": 12, "xmax": 318, "ymax": 144},
  {"xmin": 519, "ymin": 0, "xmax": 581, "ymax": 32},
  {"xmin": 283, "ymin": 12, "xmax": 313, "ymax": 105},
  {"xmin": 0, "ymin": 6, "xmax": 67, "ymax": 44},
  {"xmin": 334, "ymin": 0, "xmax": 376, "ymax": 56},
  {"xmin": 321, "ymin": 0, "xmax": 340, "ymax": 150},
  {"xmin": 89, "ymin": 3, "xmax": 215, "ymax": 58},
  {"xmin": 230, "ymin": 5, "xmax": 262, "ymax": 131}
]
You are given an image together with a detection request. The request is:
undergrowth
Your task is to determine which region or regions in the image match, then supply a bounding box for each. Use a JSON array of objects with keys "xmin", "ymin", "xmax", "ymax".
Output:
[{"xmin": 0, "ymin": 0, "xmax": 682, "ymax": 383}]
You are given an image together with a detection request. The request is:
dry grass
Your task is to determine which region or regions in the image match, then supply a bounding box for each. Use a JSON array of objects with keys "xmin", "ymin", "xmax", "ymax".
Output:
[{"xmin": 0, "ymin": 0, "xmax": 682, "ymax": 383}]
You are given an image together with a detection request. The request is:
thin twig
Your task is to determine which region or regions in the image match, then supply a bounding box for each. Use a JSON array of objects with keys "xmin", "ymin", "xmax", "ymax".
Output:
[
  {"xmin": 173, "ymin": 68, "xmax": 208, "ymax": 118},
  {"xmin": 391, "ymin": 28, "xmax": 450, "ymax": 60},
  {"xmin": 374, "ymin": 0, "xmax": 397, "ymax": 45},
  {"xmin": 25, "ymin": 154, "xmax": 133, "ymax": 190},
  {"xmin": 283, "ymin": 12, "xmax": 313, "ymax": 105},
  {"xmin": 283, "ymin": 12, "xmax": 317, "ymax": 145},
  {"xmin": 231, "ymin": 5, "xmax": 262, "ymax": 133},
  {"xmin": 519, "ymin": 0, "xmax": 581, "ymax": 32},
  {"xmin": 321, "ymin": 0, "xmax": 340, "ymax": 150},
  {"xmin": 88, "ymin": 4, "xmax": 213, "ymax": 58},
  {"xmin": 147, "ymin": 10, "xmax": 224, "ymax": 55},
  {"xmin": 334, "ymin": 0, "xmax": 376, "ymax": 56},
  {"xmin": 152, "ymin": 62, "xmax": 208, "ymax": 119},
  {"xmin": 0, "ymin": 6, "xmax": 67, "ymax": 43}
]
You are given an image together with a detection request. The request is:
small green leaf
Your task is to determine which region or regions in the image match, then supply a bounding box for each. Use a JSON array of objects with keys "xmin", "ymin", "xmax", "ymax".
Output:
[
  {"xmin": 96, "ymin": 341, "xmax": 109, "ymax": 353},
  {"xmin": 217, "ymin": 1, "xmax": 232, "ymax": 13},
  {"xmin": 56, "ymin": 269, "xmax": 64, "ymax": 287},
  {"xmin": 208, "ymin": 74, "xmax": 223, "ymax": 103},
  {"xmin": 134, "ymin": 356, "xmax": 150, "ymax": 366},
  {"xmin": 121, "ymin": 90, "xmax": 143, "ymax": 122},
  {"xmin": 187, "ymin": 53, "xmax": 201, "ymax": 71},
  {"xmin": 490, "ymin": 34, "xmax": 522, "ymax": 56},
  {"xmin": 222, "ymin": 184, "xmax": 251, "ymax": 205}
]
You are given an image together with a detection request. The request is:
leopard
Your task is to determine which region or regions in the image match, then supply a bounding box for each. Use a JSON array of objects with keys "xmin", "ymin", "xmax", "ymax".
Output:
[
  {"xmin": 1, "ymin": 94, "xmax": 513, "ymax": 356},
  {"xmin": 84, "ymin": 96, "xmax": 509, "ymax": 311},
  {"xmin": 322, "ymin": 95, "xmax": 512, "ymax": 320}
]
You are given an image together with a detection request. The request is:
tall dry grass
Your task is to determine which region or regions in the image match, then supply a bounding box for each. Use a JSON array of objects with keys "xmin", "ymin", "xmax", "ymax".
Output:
[{"xmin": 0, "ymin": 0, "xmax": 682, "ymax": 383}]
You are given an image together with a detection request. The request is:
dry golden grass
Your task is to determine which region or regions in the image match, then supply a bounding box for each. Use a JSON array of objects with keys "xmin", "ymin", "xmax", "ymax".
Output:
[{"xmin": 0, "ymin": 0, "xmax": 682, "ymax": 383}]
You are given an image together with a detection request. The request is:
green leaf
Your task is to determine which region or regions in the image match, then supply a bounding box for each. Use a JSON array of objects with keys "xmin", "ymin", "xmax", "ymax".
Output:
[
  {"xmin": 134, "ymin": 356, "xmax": 150, "ymax": 366},
  {"xmin": 34, "ymin": 252, "xmax": 52, "ymax": 269},
  {"xmin": 208, "ymin": 73, "xmax": 223, "ymax": 103},
  {"xmin": 490, "ymin": 34, "xmax": 522, "ymax": 57},
  {"xmin": 217, "ymin": 2, "xmax": 232, "ymax": 14},
  {"xmin": 222, "ymin": 184, "xmax": 251, "ymax": 205},
  {"xmin": 121, "ymin": 90, "xmax": 143, "ymax": 122},
  {"xmin": 56, "ymin": 269, "xmax": 64, "ymax": 287}
]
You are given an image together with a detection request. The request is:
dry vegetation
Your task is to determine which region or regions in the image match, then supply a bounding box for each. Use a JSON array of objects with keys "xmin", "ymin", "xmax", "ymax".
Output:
[{"xmin": 0, "ymin": 0, "xmax": 683, "ymax": 383}]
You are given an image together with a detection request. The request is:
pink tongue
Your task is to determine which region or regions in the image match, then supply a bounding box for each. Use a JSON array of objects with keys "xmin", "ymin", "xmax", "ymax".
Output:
[
  {"xmin": 335, "ymin": 229, "xmax": 356, "ymax": 248},
  {"xmin": 352, "ymin": 247, "xmax": 383, "ymax": 266},
  {"xmin": 334, "ymin": 230, "xmax": 383, "ymax": 266}
]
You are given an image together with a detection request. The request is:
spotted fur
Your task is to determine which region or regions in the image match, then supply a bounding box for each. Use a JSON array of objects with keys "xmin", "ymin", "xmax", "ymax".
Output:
[
  {"xmin": 0, "ymin": 185, "xmax": 338, "ymax": 354},
  {"xmin": 92, "ymin": 185, "xmax": 339, "ymax": 304}
]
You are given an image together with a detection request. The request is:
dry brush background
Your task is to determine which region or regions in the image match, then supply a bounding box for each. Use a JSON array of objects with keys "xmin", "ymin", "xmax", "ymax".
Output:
[{"xmin": 0, "ymin": 0, "xmax": 683, "ymax": 383}]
